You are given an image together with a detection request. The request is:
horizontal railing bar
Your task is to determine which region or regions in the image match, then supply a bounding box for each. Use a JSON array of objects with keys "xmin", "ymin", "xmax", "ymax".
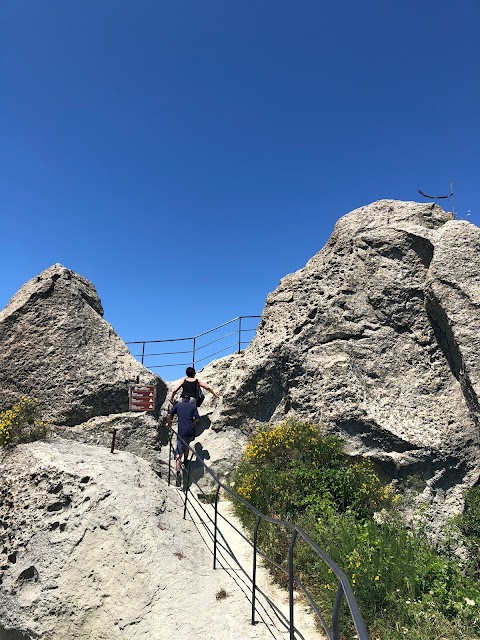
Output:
[
  {"xmin": 126, "ymin": 337, "xmax": 193, "ymax": 345},
  {"xmin": 130, "ymin": 338, "xmax": 253, "ymax": 360},
  {"xmin": 129, "ymin": 349, "xmax": 193, "ymax": 358},
  {"xmin": 193, "ymin": 330, "xmax": 237, "ymax": 352},
  {"xmin": 131, "ymin": 347, "xmax": 250, "ymax": 369},
  {"xmin": 125, "ymin": 315, "xmax": 261, "ymax": 346},
  {"xmin": 148, "ymin": 362, "xmax": 192, "ymax": 368},
  {"xmin": 193, "ymin": 317, "xmax": 256, "ymax": 340},
  {"xmin": 194, "ymin": 343, "xmax": 237, "ymax": 364}
]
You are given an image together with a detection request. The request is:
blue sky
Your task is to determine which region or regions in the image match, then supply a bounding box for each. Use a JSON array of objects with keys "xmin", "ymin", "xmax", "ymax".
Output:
[{"xmin": 1, "ymin": 1, "xmax": 479, "ymax": 380}]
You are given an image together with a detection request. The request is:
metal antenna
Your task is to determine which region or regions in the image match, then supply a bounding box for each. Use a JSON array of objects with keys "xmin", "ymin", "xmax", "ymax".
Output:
[
  {"xmin": 418, "ymin": 180, "xmax": 455, "ymax": 216},
  {"xmin": 450, "ymin": 177, "xmax": 455, "ymax": 216}
]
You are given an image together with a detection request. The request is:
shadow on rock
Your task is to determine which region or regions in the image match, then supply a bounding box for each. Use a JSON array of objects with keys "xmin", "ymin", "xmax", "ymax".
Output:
[
  {"xmin": 184, "ymin": 442, "xmax": 211, "ymax": 487},
  {"xmin": 195, "ymin": 414, "xmax": 211, "ymax": 437}
]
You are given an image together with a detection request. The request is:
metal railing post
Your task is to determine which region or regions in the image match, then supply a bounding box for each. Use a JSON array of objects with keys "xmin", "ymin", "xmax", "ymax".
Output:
[
  {"xmin": 110, "ymin": 428, "xmax": 117, "ymax": 453},
  {"xmin": 252, "ymin": 515, "xmax": 261, "ymax": 625},
  {"xmin": 141, "ymin": 341, "xmax": 145, "ymax": 365},
  {"xmin": 238, "ymin": 316, "xmax": 242, "ymax": 353},
  {"xmin": 332, "ymin": 583, "xmax": 344, "ymax": 640},
  {"xmin": 213, "ymin": 485, "xmax": 221, "ymax": 569},
  {"xmin": 289, "ymin": 529, "xmax": 298, "ymax": 640},
  {"xmin": 167, "ymin": 430, "xmax": 173, "ymax": 486},
  {"xmin": 192, "ymin": 336, "xmax": 196, "ymax": 368}
]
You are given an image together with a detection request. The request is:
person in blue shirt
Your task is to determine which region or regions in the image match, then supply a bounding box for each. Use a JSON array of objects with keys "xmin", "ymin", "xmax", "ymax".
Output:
[{"xmin": 166, "ymin": 390, "xmax": 200, "ymax": 484}]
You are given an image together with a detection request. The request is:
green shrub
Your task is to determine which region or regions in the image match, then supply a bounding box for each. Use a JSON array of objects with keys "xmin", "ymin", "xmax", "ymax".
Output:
[
  {"xmin": 231, "ymin": 418, "xmax": 395, "ymax": 525},
  {"xmin": 230, "ymin": 418, "xmax": 480, "ymax": 640},
  {"xmin": 297, "ymin": 510, "xmax": 480, "ymax": 637},
  {"xmin": 0, "ymin": 397, "xmax": 50, "ymax": 446},
  {"xmin": 457, "ymin": 486, "xmax": 480, "ymax": 579}
]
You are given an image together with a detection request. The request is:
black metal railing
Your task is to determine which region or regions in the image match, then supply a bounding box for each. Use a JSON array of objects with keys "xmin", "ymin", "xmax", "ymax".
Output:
[
  {"xmin": 126, "ymin": 316, "xmax": 261, "ymax": 372},
  {"xmin": 164, "ymin": 426, "xmax": 369, "ymax": 640}
]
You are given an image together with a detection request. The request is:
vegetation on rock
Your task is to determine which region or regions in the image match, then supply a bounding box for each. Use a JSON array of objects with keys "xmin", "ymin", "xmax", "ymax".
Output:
[
  {"xmin": 230, "ymin": 418, "xmax": 480, "ymax": 640},
  {"xmin": 0, "ymin": 397, "xmax": 50, "ymax": 446},
  {"xmin": 457, "ymin": 486, "xmax": 480, "ymax": 582}
]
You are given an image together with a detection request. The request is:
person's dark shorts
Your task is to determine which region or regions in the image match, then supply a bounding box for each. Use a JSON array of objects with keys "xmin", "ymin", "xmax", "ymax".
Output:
[{"xmin": 176, "ymin": 433, "xmax": 194, "ymax": 457}]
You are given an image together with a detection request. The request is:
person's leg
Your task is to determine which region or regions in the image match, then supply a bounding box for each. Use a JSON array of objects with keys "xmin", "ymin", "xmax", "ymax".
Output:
[
  {"xmin": 183, "ymin": 436, "xmax": 194, "ymax": 466},
  {"xmin": 176, "ymin": 439, "xmax": 185, "ymax": 474}
]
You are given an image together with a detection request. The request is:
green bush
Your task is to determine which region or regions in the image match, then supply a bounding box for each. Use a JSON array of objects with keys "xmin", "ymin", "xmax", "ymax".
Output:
[
  {"xmin": 230, "ymin": 418, "xmax": 480, "ymax": 640},
  {"xmin": 231, "ymin": 418, "xmax": 395, "ymax": 525},
  {"xmin": 0, "ymin": 397, "xmax": 50, "ymax": 446},
  {"xmin": 457, "ymin": 486, "xmax": 480, "ymax": 579},
  {"xmin": 297, "ymin": 510, "xmax": 480, "ymax": 638}
]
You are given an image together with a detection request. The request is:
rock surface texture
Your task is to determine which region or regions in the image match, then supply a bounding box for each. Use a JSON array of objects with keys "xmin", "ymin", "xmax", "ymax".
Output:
[
  {"xmin": 0, "ymin": 440, "xmax": 295, "ymax": 640},
  {"xmin": 206, "ymin": 200, "xmax": 480, "ymax": 523},
  {"xmin": 0, "ymin": 264, "xmax": 166, "ymax": 426}
]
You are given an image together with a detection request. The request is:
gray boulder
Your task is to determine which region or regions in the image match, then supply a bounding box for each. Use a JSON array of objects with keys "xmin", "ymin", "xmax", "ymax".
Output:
[
  {"xmin": 207, "ymin": 200, "xmax": 480, "ymax": 523},
  {"xmin": 0, "ymin": 439, "xmax": 277, "ymax": 640},
  {"xmin": 0, "ymin": 264, "xmax": 167, "ymax": 426},
  {"xmin": 0, "ymin": 439, "xmax": 171, "ymax": 639}
]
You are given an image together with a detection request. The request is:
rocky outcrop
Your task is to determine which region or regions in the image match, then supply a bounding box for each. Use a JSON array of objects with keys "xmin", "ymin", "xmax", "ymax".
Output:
[
  {"xmin": 0, "ymin": 440, "xmax": 172, "ymax": 639},
  {"xmin": 52, "ymin": 412, "xmax": 165, "ymax": 476},
  {"xmin": 206, "ymin": 200, "xmax": 480, "ymax": 522},
  {"xmin": 0, "ymin": 264, "xmax": 167, "ymax": 426},
  {"xmin": 0, "ymin": 440, "xmax": 280, "ymax": 640}
]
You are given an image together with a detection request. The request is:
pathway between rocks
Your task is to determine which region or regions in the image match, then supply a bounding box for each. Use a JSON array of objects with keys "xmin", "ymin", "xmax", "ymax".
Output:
[{"xmin": 167, "ymin": 481, "xmax": 324, "ymax": 640}]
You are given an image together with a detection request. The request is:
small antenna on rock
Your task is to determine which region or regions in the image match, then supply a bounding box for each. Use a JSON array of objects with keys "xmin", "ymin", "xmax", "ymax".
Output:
[{"xmin": 418, "ymin": 178, "xmax": 454, "ymax": 216}]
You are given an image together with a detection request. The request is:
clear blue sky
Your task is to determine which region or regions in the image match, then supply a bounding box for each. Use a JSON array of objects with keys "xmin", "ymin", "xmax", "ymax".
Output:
[{"xmin": 1, "ymin": 1, "xmax": 479, "ymax": 379}]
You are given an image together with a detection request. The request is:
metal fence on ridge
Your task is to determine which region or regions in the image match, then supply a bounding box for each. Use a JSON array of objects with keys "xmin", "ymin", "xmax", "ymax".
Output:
[
  {"xmin": 126, "ymin": 316, "xmax": 261, "ymax": 375},
  {"xmin": 164, "ymin": 426, "xmax": 369, "ymax": 640}
]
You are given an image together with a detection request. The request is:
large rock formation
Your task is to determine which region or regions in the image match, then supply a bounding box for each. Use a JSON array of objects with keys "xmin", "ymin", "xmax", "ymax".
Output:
[
  {"xmin": 0, "ymin": 264, "xmax": 166, "ymax": 426},
  {"xmin": 0, "ymin": 440, "xmax": 280, "ymax": 640},
  {"xmin": 207, "ymin": 200, "xmax": 480, "ymax": 521}
]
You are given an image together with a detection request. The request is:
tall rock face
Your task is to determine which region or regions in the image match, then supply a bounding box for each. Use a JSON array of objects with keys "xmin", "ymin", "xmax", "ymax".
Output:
[
  {"xmin": 211, "ymin": 200, "xmax": 480, "ymax": 519},
  {"xmin": 0, "ymin": 264, "xmax": 166, "ymax": 425}
]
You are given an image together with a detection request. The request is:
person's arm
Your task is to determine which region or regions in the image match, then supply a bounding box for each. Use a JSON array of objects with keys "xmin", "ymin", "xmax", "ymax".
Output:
[
  {"xmin": 170, "ymin": 380, "xmax": 184, "ymax": 404},
  {"xmin": 166, "ymin": 405, "xmax": 177, "ymax": 428},
  {"xmin": 198, "ymin": 379, "xmax": 219, "ymax": 399}
]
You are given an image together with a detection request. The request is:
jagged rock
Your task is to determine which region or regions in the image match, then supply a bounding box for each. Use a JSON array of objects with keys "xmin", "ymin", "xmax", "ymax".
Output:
[
  {"xmin": 0, "ymin": 264, "xmax": 167, "ymax": 426},
  {"xmin": 205, "ymin": 200, "xmax": 480, "ymax": 524}
]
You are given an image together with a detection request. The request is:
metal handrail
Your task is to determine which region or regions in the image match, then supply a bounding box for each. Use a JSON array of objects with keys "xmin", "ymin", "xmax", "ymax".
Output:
[
  {"xmin": 165, "ymin": 425, "xmax": 369, "ymax": 640},
  {"xmin": 126, "ymin": 316, "xmax": 261, "ymax": 370}
]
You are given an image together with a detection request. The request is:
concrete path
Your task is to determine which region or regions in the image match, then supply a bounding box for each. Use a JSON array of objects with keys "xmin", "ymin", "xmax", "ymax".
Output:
[{"xmin": 167, "ymin": 481, "xmax": 324, "ymax": 640}]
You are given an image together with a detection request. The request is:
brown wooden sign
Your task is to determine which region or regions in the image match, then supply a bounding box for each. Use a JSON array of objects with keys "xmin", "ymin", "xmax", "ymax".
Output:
[{"xmin": 129, "ymin": 385, "xmax": 156, "ymax": 412}]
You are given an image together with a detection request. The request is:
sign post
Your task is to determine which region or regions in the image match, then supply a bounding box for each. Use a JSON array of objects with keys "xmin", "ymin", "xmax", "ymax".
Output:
[{"xmin": 129, "ymin": 385, "xmax": 156, "ymax": 412}]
